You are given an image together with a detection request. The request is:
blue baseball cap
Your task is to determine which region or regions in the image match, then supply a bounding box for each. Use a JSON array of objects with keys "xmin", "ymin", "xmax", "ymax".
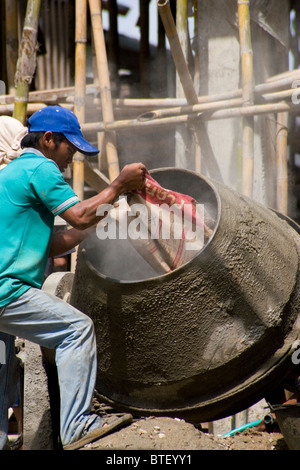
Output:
[{"xmin": 28, "ymin": 106, "xmax": 99, "ymax": 155}]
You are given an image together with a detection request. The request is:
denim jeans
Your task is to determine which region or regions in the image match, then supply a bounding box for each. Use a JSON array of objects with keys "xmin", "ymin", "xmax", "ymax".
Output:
[{"xmin": 0, "ymin": 287, "xmax": 99, "ymax": 447}]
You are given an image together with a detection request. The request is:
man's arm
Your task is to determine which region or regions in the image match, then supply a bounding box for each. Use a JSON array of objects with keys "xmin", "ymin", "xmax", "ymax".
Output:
[
  {"xmin": 49, "ymin": 226, "xmax": 96, "ymax": 258},
  {"xmin": 59, "ymin": 163, "xmax": 146, "ymax": 230}
]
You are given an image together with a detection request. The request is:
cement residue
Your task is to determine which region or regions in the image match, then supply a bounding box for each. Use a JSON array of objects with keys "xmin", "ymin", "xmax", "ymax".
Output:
[
  {"xmin": 79, "ymin": 416, "xmax": 288, "ymax": 451},
  {"xmin": 82, "ymin": 416, "xmax": 223, "ymax": 451}
]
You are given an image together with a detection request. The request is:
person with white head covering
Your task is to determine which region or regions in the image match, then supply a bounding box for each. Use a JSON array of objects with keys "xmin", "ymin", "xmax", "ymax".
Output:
[{"xmin": 0, "ymin": 116, "xmax": 28, "ymax": 170}]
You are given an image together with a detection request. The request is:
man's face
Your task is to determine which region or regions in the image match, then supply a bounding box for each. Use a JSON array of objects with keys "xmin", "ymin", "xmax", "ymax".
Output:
[
  {"xmin": 53, "ymin": 139, "xmax": 77, "ymax": 172},
  {"xmin": 39, "ymin": 132, "xmax": 77, "ymax": 172}
]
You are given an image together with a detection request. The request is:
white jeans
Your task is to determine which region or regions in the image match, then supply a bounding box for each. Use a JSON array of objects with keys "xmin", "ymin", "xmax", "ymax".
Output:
[{"xmin": 0, "ymin": 287, "xmax": 99, "ymax": 447}]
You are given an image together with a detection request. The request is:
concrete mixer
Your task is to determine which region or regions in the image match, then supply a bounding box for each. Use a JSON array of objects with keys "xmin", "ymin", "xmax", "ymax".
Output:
[{"xmin": 46, "ymin": 168, "xmax": 300, "ymax": 424}]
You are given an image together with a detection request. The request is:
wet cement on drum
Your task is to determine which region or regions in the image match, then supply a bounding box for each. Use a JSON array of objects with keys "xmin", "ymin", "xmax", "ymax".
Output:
[{"xmin": 70, "ymin": 169, "xmax": 300, "ymax": 424}]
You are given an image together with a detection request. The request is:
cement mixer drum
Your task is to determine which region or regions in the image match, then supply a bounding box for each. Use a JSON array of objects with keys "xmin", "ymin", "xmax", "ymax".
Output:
[{"xmin": 70, "ymin": 168, "xmax": 300, "ymax": 423}]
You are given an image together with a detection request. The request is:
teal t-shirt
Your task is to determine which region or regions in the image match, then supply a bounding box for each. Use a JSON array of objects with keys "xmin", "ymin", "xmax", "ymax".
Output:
[{"xmin": 0, "ymin": 148, "xmax": 80, "ymax": 306}]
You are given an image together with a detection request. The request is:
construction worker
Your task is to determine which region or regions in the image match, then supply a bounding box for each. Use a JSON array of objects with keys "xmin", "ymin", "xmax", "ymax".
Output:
[{"xmin": 0, "ymin": 107, "xmax": 146, "ymax": 449}]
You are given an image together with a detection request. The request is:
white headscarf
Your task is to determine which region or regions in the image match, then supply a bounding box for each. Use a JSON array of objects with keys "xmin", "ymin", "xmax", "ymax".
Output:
[{"xmin": 0, "ymin": 116, "xmax": 28, "ymax": 170}]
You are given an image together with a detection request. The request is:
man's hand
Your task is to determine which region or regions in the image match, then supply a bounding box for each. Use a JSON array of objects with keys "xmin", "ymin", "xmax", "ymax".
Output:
[{"xmin": 111, "ymin": 163, "xmax": 147, "ymax": 193}]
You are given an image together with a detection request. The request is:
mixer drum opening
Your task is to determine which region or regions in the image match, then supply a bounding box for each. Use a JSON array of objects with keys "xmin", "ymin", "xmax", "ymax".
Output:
[{"xmin": 83, "ymin": 168, "xmax": 219, "ymax": 283}]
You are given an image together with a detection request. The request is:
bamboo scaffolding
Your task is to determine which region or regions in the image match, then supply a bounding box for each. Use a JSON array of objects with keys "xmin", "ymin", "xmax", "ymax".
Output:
[
  {"xmin": 0, "ymin": 85, "xmax": 98, "ymax": 105},
  {"xmin": 73, "ymin": 0, "xmax": 110, "ymax": 204},
  {"xmin": 276, "ymin": 110, "xmax": 289, "ymax": 215},
  {"xmin": 111, "ymin": 71, "xmax": 300, "ymax": 108},
  {"xmin": 238, "ymin": 0, "xmax": 254, "ymax": 198},
  {"xmin": 81, "ymin": 100, "xmax": 298, "ymax": 135},
  {"xmin": 13, "ymin": 0, "xmax": 41, "ymax": 124},
  {"xmin": 88, "ymin": 0, "xmax": 120, "ymax": 181},
  {"xmin": 1, "ymin": 69, "xmax": 299, "ymax": 108},
  {"xmin": 0, "ymin": 84, "xmax": 298, "ymax": 118},
  {"xmin": 136, "ymin": 86, "xmax": 300, "ymax": 120},
  {"xmin": 157, "ymin": 1, "xmax": 197, "ymax": 104},
  {"xmin": 157, "ymin": 0, "xmax": 222, "ymax": 181},
  {"xmin": 138, "ymin": 97, "xmax": 243, "ymax": 121}
]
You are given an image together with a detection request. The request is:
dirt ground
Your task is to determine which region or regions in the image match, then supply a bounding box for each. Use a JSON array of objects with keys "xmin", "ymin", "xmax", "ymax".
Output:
[
  {"xmin": 80, "ymin": 415, "xmax": 288, "ymax": 451},
  {"xmin": 67, "ymin": 395, "xmax": 290, "ymax": 452}
]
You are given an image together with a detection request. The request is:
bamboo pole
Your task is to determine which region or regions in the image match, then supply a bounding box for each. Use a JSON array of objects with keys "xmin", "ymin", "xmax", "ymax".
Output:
[
  {"xmin": 157, "ymin": 0, "xmax": 223, "ymax": 181},
  {"xmin": 58, "ymin": 0, "xmax": 65, "ymax": 88},
  {"xmin": 175, "ymin": 0, "xmax": 191, "ymax": 170},
  {"xmin": 276, "ymin": 110, "xmax": 289, "ymax": 215},
  {"xmin": 82, "ymin": 101, "xmax": 296, "ymax": 134},
  {"xmin": 138, "ymin": 97, "xmax": 243, "ymax": 121},
  {"xmin": 0, "ymin": 103, "xmax": 47, "ymax": 114},
  {"xmin": 157, "ymin": 0, "xmax": 167, "ymax": 97},
  {"xmin": 44, "ymin": 0, "xmax": 52, "ymax": 90},
  {"xmin": 266, "ymin": 69, "xmax": 300, "ymax": 83},
  {"xmin": 0, "ymin": 84, "xmax": 99, "ymax": 105},
  {"xmin": 238, "ymin": 0, "xmax": 254, "ymax": 198},
  {"xmin": 136, "ymin": 86, "xmax": 300, "ymax": 120},
  {"xmin": 157, "ymin": 0, "xmax": 198, "ymax": 105},
  {"xmin": 193, "ymin": 0, "xmax": 201, "ymax": 96},
  {"xmin": 88, "ymin": 0, "xmax": 120, "ymax": 181},
  {"xmin": 73, "ymin": 0, "xmax": 87, "ymax": 203},
  {"xmin": 13, "ymin": 0, "xmax": 41, "ymax": 124},
  {"xmin": 51, "ymin": 0, "xmax": 59, "ymax": 88},
  {"xmin": 5, "ymin": 0, "xmax": 19, "ymax": 94},
  {"xmin": 73, "ymin": 2, "xmax": 109, "ymax": 199},
  {"xmin": 73, "ymin": 0, "xmax": 112, "ymax": 270}
]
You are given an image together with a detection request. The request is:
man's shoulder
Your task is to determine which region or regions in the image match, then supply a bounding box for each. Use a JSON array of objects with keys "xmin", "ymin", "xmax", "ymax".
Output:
[
  {"xmin": 19, "ymin": 149, "xmax": 60, "ymax": 173},
  {"xmin": 20, "ymin": 148, "xmax": 50, "ymax": 164}
]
